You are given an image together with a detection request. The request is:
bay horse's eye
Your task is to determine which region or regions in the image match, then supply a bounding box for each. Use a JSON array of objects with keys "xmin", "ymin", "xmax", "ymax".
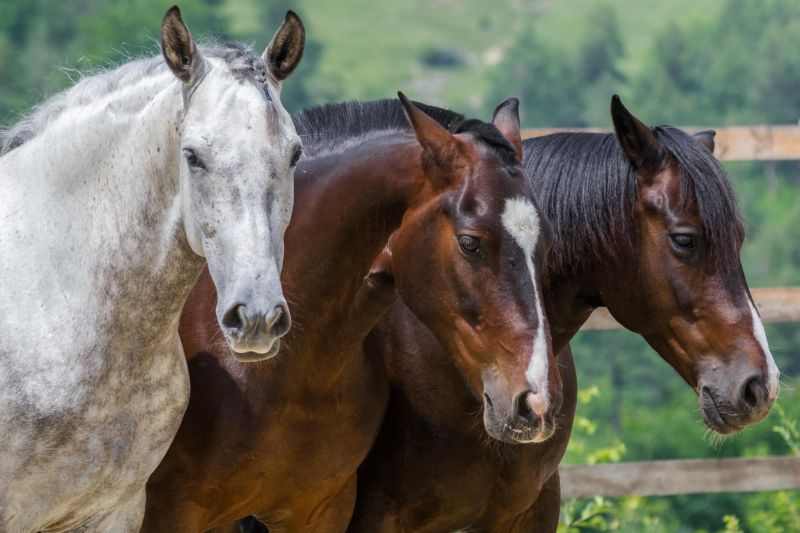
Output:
[
  {"xmin": 458, "ymin": 235, "xmax": 481, "ymax": 256},
  {"xmin": 183, "ymin": 148, "xmax": 205, "ymax": 171},
  {"xmin": 290, "ymin": 146, "xmax": 303, "ymax": 167},
  {"xmin": 670, "ymin": 233, "xmax": 697, "ymax": 251}
]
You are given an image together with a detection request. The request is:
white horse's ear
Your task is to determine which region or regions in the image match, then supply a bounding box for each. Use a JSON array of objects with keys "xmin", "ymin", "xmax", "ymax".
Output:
[
  {"xmin": 263, "ymin": 11, "xmax": 305, "ymax": 82},
  {"xmin": 161, "ymin": 6, "xmax": 204, "ymax": 84}
]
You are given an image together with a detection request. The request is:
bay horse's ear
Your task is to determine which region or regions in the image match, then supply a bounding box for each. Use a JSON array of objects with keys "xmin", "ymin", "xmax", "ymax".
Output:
[
  {"xmin": 161, "ymin": 6, "xmax": 204, "ymax": 85},
  {"xmin": 398, "ymin": 91, "xmax": 459, "ymax": 181},
  {"xmin": 492, "ymin": 98, "xmax": 523, "ymax": 162},
  {"xmin": 610, "ymin": 95, "xmax": 662, "ymax": 170},
  {"xmin": 694, "ymin": 129, "xmax": 716, "ymax": 153},
  {"xmin": 264, "ymin": 11, "xmax": 306, "ymax": 82},
  {"xmin": 365, "ymin": 247, "xmax": 395, "ymax": 290}
]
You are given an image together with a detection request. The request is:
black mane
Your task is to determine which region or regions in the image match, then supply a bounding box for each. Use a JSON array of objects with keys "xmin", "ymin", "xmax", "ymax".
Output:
[
  {"xmin": 524, "ymin": 128, "xmax": 744, "ymax": 281},
  {"xmin": 293, "ymin": 100, "xmax": 743, "ymax": 282},
  {"xmin": 292, "ymin": 99, "xmax": 517, "ymax": 165}
]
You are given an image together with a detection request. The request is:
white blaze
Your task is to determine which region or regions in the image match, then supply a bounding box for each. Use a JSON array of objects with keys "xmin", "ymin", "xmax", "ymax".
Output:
[
  {"xmin": 501, "ymin": 197, "xmax": 549, "ymax": 407},
  {"xmin": 749, "ymin": 299, "xmax": 780, "ymax": 400}
]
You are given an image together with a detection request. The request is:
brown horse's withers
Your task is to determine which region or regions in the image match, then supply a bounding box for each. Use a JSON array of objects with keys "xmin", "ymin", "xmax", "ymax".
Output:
[
  {"xmin": 142, "ymin": 95, "xmax": 561, "ymax": 532},
  {"xmin": 349, "ymin": 96, "xmax": 780, "ymax": 532}
]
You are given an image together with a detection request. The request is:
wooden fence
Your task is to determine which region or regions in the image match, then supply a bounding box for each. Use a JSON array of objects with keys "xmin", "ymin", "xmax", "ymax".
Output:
[
  {"xmin": 560, "ymin": 456, "xmax": 800, "ymax": 499},
  {"xmin": 521, "ymin": 125, "xmax": 800, "ymax": 498},
  {"xmin": 582, "ymin": 287, "xmax": 800, "ymax": 331},
  {"xmin": 522, "ymin": 124, "xmax": 800, "ymax": 161}
]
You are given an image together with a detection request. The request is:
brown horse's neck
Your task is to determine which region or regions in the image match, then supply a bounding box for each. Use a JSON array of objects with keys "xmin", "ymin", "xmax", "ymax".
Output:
[{"xmin": 278, "ymin": 138, "xmax": 425, "ymax": 364}]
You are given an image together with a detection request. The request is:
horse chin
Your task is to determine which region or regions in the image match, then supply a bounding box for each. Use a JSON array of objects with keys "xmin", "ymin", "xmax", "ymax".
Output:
[
  {"xmin": 228, "ymin": 338, "xmax": 282, "ymax": 362},
  {"xmin": 699, "ymin": 388, "xmax": 744, "ymax": 435},
  {"xmin": 482, "ymin": 412, "xmax": 557, "ymax": 445}
]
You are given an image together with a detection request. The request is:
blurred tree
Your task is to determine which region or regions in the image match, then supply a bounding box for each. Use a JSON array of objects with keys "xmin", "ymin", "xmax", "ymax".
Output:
[
  {"xmin": 630, "ymin": 0, "xmax": 800, "ymax": 126},
  {"xmin": 485, "ymin": 5, "xmax": 627, "ymax": 128},
  {"xmin": 485, "ymin": 26, "xmax": 585, "ymax": 127}
]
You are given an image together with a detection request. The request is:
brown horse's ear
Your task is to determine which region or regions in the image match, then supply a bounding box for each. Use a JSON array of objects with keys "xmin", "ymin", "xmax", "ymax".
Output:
[
  {"xmin": 365, "ymin": 247, "xmax": 395, "ymax": 290},
  {"xmin": 161, "ymin": 6, "xmax": 204, "ymax": 84},
  {"xmin": 398, "ymin": 91, "xmax": 460, "ymax": 183},
  {"xmin": 492, "ymin": 98, "xmax": 523, "ymax": 162},
  {"xmin": 264, "ymin": 11, "xmax": 305, "ymax": 82},
  {"xmin": 694, "ymin": 129, "xmax": 716, "ymax": 153},
  {"xmin": 610, "ymin": 95, "xmax": 662, "ymax": 171}
]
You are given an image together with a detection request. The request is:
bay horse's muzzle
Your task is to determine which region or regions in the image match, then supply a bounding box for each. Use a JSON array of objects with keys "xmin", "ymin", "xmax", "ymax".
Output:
[
  {"xmin": 699, "ymin": 371, "xmax": 773, "ymax": 435},
  {"xmin": 483, "ymin": 387, "xmax": 562, "ymax": 445}
]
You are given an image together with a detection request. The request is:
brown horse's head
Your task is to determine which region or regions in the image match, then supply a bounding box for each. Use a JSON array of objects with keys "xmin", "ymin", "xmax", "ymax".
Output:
[
  {"xmin": 597, "ymin": 96, "xmax": 779, "ymax": 434},
  {"xmin": 370, "ymin": 94, "xmax": 561, "ymax": 444}
]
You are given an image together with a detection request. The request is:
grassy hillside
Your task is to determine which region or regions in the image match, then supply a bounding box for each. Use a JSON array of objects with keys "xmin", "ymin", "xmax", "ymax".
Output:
[{"xmin": 223, "ymin": 0, "xmax": 724, "ymax": 114}]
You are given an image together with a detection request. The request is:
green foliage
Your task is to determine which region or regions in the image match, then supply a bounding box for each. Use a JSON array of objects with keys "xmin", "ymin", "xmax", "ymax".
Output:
[
  {"xmin": 484, "ymin": 3, "xmax": 628, "ymax": 127},
  {"xmin": 772, "ymin": 403, "xmax": 800, "ymax": 456},
  {"xmin": 628, "ymin": 0, "xmax": 800, "ymax": 125},
  {"xmin": 485, "ymin": 26, "xmax": 585, "ymax": 127}
]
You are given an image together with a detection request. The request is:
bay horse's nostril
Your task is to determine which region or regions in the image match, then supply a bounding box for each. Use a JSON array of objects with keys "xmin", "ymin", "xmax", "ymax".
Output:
[
  {"xmin": 741, "ymin": 376, "xmax": 768, "ymax": 413},
  {"xmin": 221, "ymin": 304, "xmax": 246, "ymax": 332},
  {"xmin": 266, "ymin": 304, "xmax": 291, "ymax": 338},
  {"xmin": 513, "ymin": 391, "xmax": 538, "ymax": 425}
]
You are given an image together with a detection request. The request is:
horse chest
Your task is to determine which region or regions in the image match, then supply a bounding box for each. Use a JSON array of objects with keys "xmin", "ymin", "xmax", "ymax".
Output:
[{"xmin": 0, "ymin": 337, "xmax": 189, "ymax": 531}]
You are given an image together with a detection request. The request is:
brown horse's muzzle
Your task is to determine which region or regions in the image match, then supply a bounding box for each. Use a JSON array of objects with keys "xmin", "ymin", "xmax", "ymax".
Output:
[
  {"xmin": 697, "ymin": 357, "xmax": 774, "ymax": 434},
  {"xmin": 482, "ymin": 376, "xmax": 562, "ymax": 444}
]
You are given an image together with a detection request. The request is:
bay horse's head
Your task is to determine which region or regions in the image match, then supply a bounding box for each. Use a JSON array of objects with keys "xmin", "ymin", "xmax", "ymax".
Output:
[
  {"xmin": 372, "ymin": 94, "xmax": 561, "ymax": 444},
  {"xmin": 160, "ymin": 7, "xmax": 304, "ymax": 360},
  {"xmin": 600, "ymin": 96, "xmax": 779, "ymax": 434}
]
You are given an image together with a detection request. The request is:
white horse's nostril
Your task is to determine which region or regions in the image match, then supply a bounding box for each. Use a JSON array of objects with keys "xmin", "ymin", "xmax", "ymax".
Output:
[
  {"xmin": 221, "ymin": 304, "xmax": 247, "ymax": 331},
  {"xmin": 266, "ymin": 304, "xmax": 291, "ymax": 338}
]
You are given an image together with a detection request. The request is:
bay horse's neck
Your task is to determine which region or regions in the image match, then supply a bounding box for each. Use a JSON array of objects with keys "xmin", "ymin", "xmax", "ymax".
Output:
[
  {"xmin": 524, "ymin": 133, "xmax": 632, "ymax": 351},
  {"xmin": 2, "ymin": 71, "xmax": 203, "ymax": 359},
  {"xmin": 278, "ymin": 137, "xmax": 424, "ymax": 370}
]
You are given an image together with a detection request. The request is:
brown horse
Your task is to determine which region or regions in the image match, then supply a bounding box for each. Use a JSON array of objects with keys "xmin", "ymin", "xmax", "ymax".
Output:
[
  {"xmin": 142, "ymin": 95, "xmax": 562, "ymax": 532},
  {"xmin": 348, "ymin": 96, "xmax": 780, "ymax": 532}
]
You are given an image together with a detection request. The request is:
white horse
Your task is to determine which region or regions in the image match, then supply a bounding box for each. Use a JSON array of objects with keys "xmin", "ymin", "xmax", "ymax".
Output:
[{"xmin": 0, "ymin": 6, "xmax": 305, "ymax": 531}]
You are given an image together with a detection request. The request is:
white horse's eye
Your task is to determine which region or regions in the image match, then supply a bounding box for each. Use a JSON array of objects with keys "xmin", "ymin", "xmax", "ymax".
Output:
[
  {"xmin": 290, "ymin": 146, "xmax": 303, "ymax": 167},
  {"xmin": 183, "ymin": 148, "xmax": 206, "ymax": 171}
]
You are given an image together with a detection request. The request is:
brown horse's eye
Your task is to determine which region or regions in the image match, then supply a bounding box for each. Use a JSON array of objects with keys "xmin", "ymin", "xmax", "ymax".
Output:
[
  {"xmin": 183, "ymin": 148, "xmax": 205, "ymax": 171},
  {"xmin": 670, "ymin": 233, "xmax": 696, "ymax": 251},
  {"xmin": 458, "ymin": 235, "xmax": 481, "ymax": 255}
]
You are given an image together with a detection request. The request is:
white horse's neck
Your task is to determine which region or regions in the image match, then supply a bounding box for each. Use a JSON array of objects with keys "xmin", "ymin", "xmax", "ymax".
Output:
[{"xmin": 0, "ymin": 67, "xmax": 203, "ymax": 366}]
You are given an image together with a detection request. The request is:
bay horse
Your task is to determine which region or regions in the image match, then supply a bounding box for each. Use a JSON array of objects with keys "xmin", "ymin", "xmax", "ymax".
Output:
[
  {"xmin": 0, "ymin": 7, "xmax": 304, "ymax": 531},
  {"xmin": 349, "ymin": 96, "xmax": 780, "ymax": 532},
  {"xmin": 143, "ymin": 95, "xmax": 562, "ymax": 532}
]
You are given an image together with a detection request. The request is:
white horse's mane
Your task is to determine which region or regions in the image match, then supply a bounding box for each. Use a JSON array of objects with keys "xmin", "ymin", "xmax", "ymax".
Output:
[{"xmin": 0, "ymin": 42, "xmax": 270, "ymax": 155}]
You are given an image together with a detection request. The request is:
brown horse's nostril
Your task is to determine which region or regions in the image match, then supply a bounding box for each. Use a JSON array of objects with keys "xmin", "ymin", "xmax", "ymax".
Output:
[
  {"xmin": 513, "ymin": 391, "xmax": 538, "ymax": 426},
  {"xmin": 741, "ymin": 376, "xmax": 768, "ymax": 413},
  {"xmin": 266, "ymin": 304, "xmax": 291, "ymax": 338}
]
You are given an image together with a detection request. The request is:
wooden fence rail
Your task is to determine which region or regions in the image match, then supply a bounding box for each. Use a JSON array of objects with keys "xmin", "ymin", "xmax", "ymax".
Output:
[
  {"xmin": 582, "ymin": 287, "xmax": 800, "ymax": 331},
  {"xmin": 522, "ymin": 124, "xmax": 800, "ymax": 161},
  {"xmin": 560, "ymin": 456, "xmax": 800, "ymax": 499}
]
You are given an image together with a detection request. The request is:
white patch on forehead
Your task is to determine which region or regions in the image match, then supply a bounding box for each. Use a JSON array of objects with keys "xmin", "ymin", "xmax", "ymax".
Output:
[
  {"xmin": 501, "ymin": 197, "xmax": 549, "ymax": 406},
  {"xmin": 748, "ymin": 299, "xmax": 780, "ymax": 400}
]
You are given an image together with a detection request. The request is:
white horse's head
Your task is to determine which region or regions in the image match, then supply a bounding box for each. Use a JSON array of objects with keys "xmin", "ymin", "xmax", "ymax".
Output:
[{"xmin": 161, "ymin": 6, "xmax": 304, "ymax": 360}]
